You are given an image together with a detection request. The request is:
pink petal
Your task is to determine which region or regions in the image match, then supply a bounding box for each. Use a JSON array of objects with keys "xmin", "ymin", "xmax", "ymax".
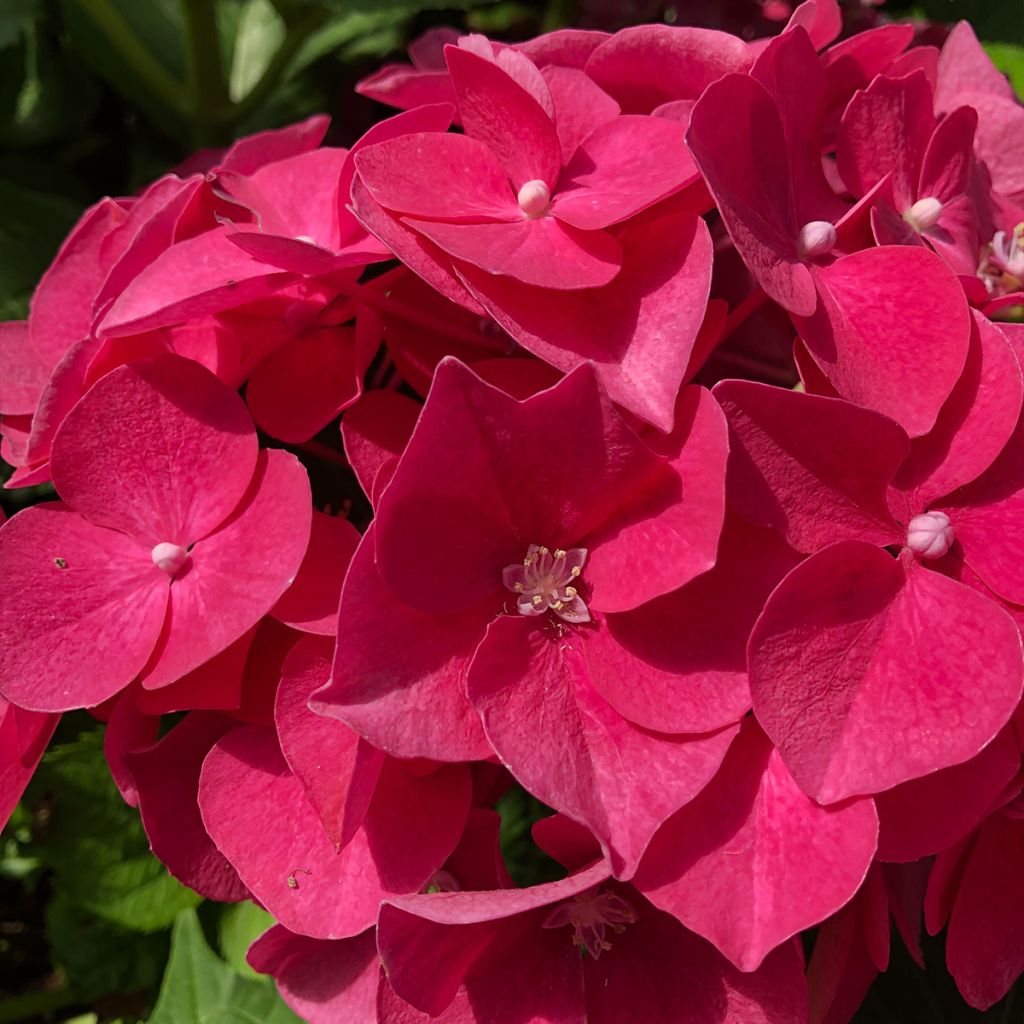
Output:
[
  {"xmin": 103, "ymin": 689, "xmax": 159, "ymax": 806},
  {"xmin": 140, "ymin": 449, "xmax": 311, "ymax": 688},
  {"xmin": 0, "ymin": 700, "xmax": 58, "ymax": 829},
  {"xmin": 585, "ymin": 516, "xmax": 801, "ymax": 735},
  {"xmin": 634, "ymin": 720, "xmax": 878, "ymax": 972},
  {"xmin": 542, "ymin": 66, "xmax": 620, "ymax": 161},
  {"xmin": 271, "ymin": 511, "xmax": 359, "ymax": 635},
  {"xmin": 30, "ymin": 198, "xmax": 128, "ymax": 369},
  {"xmin": 51, "ymin": 355, "xmax": 258, "ymax": 547},
  {"xmin": 458, "ymin": 211, "xmax": 713, "ymax": 431},
  {"xmin": 0, "ymin": 505, "xmax": 168, "ymax": 711},
  {"xmin": 552, "ymin": 115, "xmax": 694, "ymax": 230},
  {"xmin": 714, "ymin": 380, "xmax": 907, "ymax": 553},
  {"xmin": 99, "ymin": 227, "xmax": 296, "ymax": 338},
  {"xmin": 129, "ymin": 712, "xmax": 249, "ymax": 901},
  {"xmin": 584, "ymin": 386, "xmax": 728, "ymax": 611},
  {"xmin": 341, "ymin": 390, "xmax": 420, "ymax": 505},
  {"xmin": 248, "ymin": 926, "xmax": 380, "ymax": 1024},
  {"xmin": 946, "ymin": 813, "xmax": 1024, "ymax": 1009},
  {"xmin": 686, "ymin": 73, "xmax": 814, "ymax": 316},
  {"xmin": 375, "ymin": 360, "xmax": 662, "ymax": 615},
  {"xmin": 0, "ymin": 321, "xmax": 47, "ymax": 415},
  {"xmin": 935, "ymin": 21, "xmax": 1015, "ymax": 109},
  {"xmin": 445, "ymin": 44, "xmax": 561, "ymax": 190},
  {"xmin": 408, "ymin": 216, "xmax": 622, "ymax": 290},
  {"xmin": 750, "ymin": 544, "xmax": 1023, "ymax": 803},
  {"xmin": 875, "ymin": 726, "xmax": 1020, "ymax": 862},
  {"xmin": 246, "ymin": 324, "xmax": 361, "ymax": 443},
  {"xmin": 199, "ymin": 724, "xmax": 470, "ymax": 939},
  {"xmin": 354, "ymin": 132, "xmax": 519, "ymax": 221},
  {"xmin": 796, "ymin": 247, "xmax": 971, "ymax": 437},
  {"xmin": 822, "ymin": 25, "xmax": 914, "ymax": 114},
  {"xmin": 584, "ymin": 26, "xmax": 752, "ymax": 113},
  {"xmin": 274, "ymin": 635, "xmax": 384, "ymax": 849},
  {"xmin": 785, "ymin": 0, "xmax": 842, "ymax": 49},
  {"xmin": 215, "ymin": 114, "xmax": 330, "ymax": 176},
  {"xmin": 312, "ymin": 527, "xmax": 494, "ymax": 762},
  {"xmin": 919, "ymin": 104, "xmax": 978, "ymax": 202},
  {"xmin": 468, "ymin": 615, "xmax": 738, "ymax": 878},
  {"xmin": 892, "ymin": 311, "xmax": 1023, "ymax": 508}
]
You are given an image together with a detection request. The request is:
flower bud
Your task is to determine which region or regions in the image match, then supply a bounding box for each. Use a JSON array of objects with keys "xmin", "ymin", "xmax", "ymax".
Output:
[
  {"xmin": 797, "ymin": 220, "xmax": 836, "ymax": 260},
  {"xmin": 906, "ymin": 511, "xmax": 955, "ymax": 559},
  {"xmin": 517, "ymin": 179, "xmax": 551, "ymax": 217}
]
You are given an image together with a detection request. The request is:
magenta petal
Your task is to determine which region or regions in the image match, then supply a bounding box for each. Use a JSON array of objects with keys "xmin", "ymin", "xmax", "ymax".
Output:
[
  {"xmin": 714, "ymin": 380, "xmax": 907, "ymax": 554},
  {"xmin": 341, "ymin": 390, "xmax": 420, "ymax": 505},
  {"xmin": 99, "ymin": 227, "xmax": 296, "ymax": 337},
  {"xmin": 445, "ymin": 44, "xmax": 562, "ymax": 189},
  {"xmin": 0, "ymin": 505, "xmax": 168, "ymax": 711},
  {"xmin": 875, "ymin": 727, "xmax": 1020, "ymax": 863},
  {"xmin": 543, "ymin": 66, "xmax": 620, "ymax": 161},
  {"xmin": 313, "ymin": 527, "xmax": 494, "ymax": 762},
  {"xmin": 468, "ymin": 615, "xmax": 738, "ymax": 878},
  {"xmin": 797, "ymin": 247, "xmax": 971, "ymax": 438},
  {"xmin": 140, "ymin": 449, "xmax": 311, "ymax": 688},
  {"xmin": 103, "ymin": 690, "xmax": 159, "ymax": 806},
  {"xmin": 0, "ymin": 701, "xmax": 57, "ymax": 829},
  {"xmin": 129, "ymin": 712, "xmax": 248, "ymax": 901},
  {"xmin": 354, "ymin": 132, "xmax": 518, "ymax": 221},
  {"xmin": 459, "ymin": 212, "xmax": 713, "ymax": 432},
  {"xmin": 893, "ymin": 312, "xmax": 1023, "ymax": 507},
  {"xmin": 271, "ymin": 511, "xmax": 359, "ymax": 636},
  {"xmin": 379, "ymin": 863, "xmax": 608, "ymax": 1015},
  {"xmin": 376, "ymin": 360, "xmax": 661, "ymax": 615},
  {"xmin": 634, "ymin": 720, "xmax": 878, "ymax": 972},
  {"xmin": 750, "ymin": 544, "xmax": 1023, "ymax": 803},
  {"xmin": 200, "ymin": 725, "xmax": 470, "ymax": 939},
  {"xmin": 585, "ymin": 386, "xmax": 728, "ymax": 611},
  {"xmin": 586, "ymin": 516, "xmax": 801, "ymax": 735},
  {"xmin": 215, "ymin": 114, "xmax": 329, "ymax": 175},
  {"xmin": 408, "ymin": 216, "xmax": 622, "ymax": 290},
  {"xmin": 275, "ymin": 635, "xmax": 384, "ymax": 849},
  {"xmin": 584, "ymin": 25, "xmax": 752, "ymax": 113},
  {"xmin": 552, "ymin": 115, "xmax": 693, "ymax": 230},
  {"xmin": 0, "ymin": 321, "xmax": 46, "ymax": 415},
  {"xmin": 51, "ymin": 355, "xmax": 257, "ymax": 547},
  {"xmin": 248, "ymin": 926, "xmax": 380, "ymax": 1024},
  {"xmin": 946, "ymin": 814, "xmax": 1024, "ymax": 1010},
  {"xmin": 687, "ymin": 73, "xmax": 814, "ymax": 316}
]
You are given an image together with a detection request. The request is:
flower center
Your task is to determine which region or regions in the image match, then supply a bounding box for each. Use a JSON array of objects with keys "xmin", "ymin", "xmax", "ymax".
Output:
[
  {"xmin": 517, "ymin": 179, "xmax": 551, "ymax": 218},
  {"xmin": 797, "ymin": 220, "xmax": 836, "ymax": 260},
  {"xmin": 542, "ymin": 887, "xmax": 637, "ymax": 959},
  {"xmin": 502, "ymin": 545, "xmax": 590, "ymax": 623},
  {"xmin": 906, "ymin": 511, "xmax": 955, "ymax": 559},
  {"xmin": 979, "ymin": 224, "xmax": 1024, "ymax": 297},
  {"xmin": 151, "ymin": 542, "xmax": 189, "ymax": 576},
  {"xmin": 904, "ymin": 196, "xmax": 943, "ymax": 233},
  {"xmin": 424, "ymin": 869, "xmax": 462, "ymax": 894}
]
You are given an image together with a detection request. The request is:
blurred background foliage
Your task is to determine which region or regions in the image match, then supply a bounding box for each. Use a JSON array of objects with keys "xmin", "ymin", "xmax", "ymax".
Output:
[{"xmin": 1, "ymin": 1, "xmax": 1023, "ymax": 1021}]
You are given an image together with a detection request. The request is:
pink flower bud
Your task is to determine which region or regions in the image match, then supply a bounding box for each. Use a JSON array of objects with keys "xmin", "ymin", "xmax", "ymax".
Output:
[
  {"xmin": 905, "ymin": 197, "xmax": 943, "ymax": 233},
  {"xmin": 517, "ymin": 179, "xmax": 551, "ymax": 218},
  {"xmin": 797, "ymin": 220, "xmax": 836, "ymax": 260},
  {"xmin": 151, "ymin": 541, "xmax": 189, "ymax": 575},
  {"xmin": 906, "ymin": 511, "xmax": 955, "ymax": 559}
]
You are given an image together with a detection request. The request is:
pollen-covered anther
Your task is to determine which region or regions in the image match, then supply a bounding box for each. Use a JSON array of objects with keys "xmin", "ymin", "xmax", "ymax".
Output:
[
  {"xmin": 151, "ymin": 541, "xmax": 189, "ymax": 576},
  {"xmin": 517, "ymin": 179, "xmax": 551, "ymax": 218},
  {"xmin": 906, "ymin": 510, "xmax": 955, "ymax": 559},
  {"xmin": 797, "ymin": 220, "xmax": 837, "ymax": 260},
  {"xmin": 541, "ymin": 888, "xmax": 638, "ymax": 960},
  {"xmin": 905, "ymin": 196, "xmax": 943, "ymax": 233},
  {"xmin": 502, "ymin": 544, "xmax": 590, "ymax": 623}
]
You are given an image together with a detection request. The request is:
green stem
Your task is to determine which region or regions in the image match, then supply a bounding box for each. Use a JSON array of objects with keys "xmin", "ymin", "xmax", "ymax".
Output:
[
  {"xmin": 75, "ymin": 0, "xmax": 189, "ymax": 122},
  {"xmin": 1000, "ymin": 977, "xmax": 1021, "ymax": 1024},
  {"xmin": 180, "ymin": 0, "xmax": 231, "ymax": 146},
  {"xmin": 230, "ymin": 7, "xmax": 329, "ymax": 125},
  {"xmin": 0, "ymin": 984, "xmax": 78, "ymax": 1023}
]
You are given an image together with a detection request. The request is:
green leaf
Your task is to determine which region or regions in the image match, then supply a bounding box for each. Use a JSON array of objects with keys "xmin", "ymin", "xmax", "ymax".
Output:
[
  {"xmin": 0, "ymin": 0, "xmax": 38, "ymax": 49},
  {"xmin": 304, "ymin": 0, "xmax": 495, "ymax": 12},
  {"xmin": 148, "ymin": 909, "xmax": 302, "ymax": 1024},
  {"xmin": 983, "ymin": 42, "xmax": 1024, "ymax": 99},
  {"xmin": 229, "ymin": 0, "xmax": 286, "ymax": 102},
  {"xmin": 496, "ymin": 785, "xmax": 564, "ymax": 888},
  {"xmin": 27, "ymin": 731, "xmax": 202, "ymax": 933},
  {"xmin": 218, "ymin": 901, "xmax": 275, "ymax": 979},
  {"xmin": 47, "ymin": 891, "xmax": 167, "ymax": 1002}
]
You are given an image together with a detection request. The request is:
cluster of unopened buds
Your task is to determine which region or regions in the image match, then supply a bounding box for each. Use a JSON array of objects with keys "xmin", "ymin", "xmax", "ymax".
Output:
[{"xmin": 3, "ymin": 2, "xmax": 1024, "ymax": 1020}]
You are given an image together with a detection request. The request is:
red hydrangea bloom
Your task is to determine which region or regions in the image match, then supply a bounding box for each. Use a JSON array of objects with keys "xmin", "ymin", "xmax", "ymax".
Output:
[
  {"xmin": 0, "ymin": 696, "xmax": 58, "ymax": 829},
  {"xmin": 0, "ymin": 355, "xmax": 311, "ymax": 710}
]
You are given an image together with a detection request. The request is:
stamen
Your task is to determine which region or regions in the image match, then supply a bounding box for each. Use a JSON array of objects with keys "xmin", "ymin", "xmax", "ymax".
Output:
[
  {"xmin": 797, "ymin": 220, "xmax": 836, "ymax": 260},
  {"xmin": 517, "ymin": 180, "xmax": 551, "ymax": 218},
  {"xmin": 906, "ymin": 510, "xmax": 955, "ymax": 559},
  {"xmin": 502, "ymin": 544, "xmax": 591, "ymax": 624},
  {"xmin": 151, "ymin": 542, "xmax": 189, "ymax": 576},
  {"xmin": 541, "ymin": 888, "xmax": 637, "ymax": 960}
]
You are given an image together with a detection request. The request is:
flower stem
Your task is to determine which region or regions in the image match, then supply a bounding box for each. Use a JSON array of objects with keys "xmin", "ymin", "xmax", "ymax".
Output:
[
  {"xmin": 180, "ymin": 0, "xmax": 231, "ymax": 146},
  {"xmin": 720, "ymin": 286, "xmax": 769, "ymax": 345}
]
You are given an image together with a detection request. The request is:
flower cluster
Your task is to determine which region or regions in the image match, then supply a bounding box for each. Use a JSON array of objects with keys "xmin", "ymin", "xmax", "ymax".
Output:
[{"xmin": 3, "ymin": 3, "xmax": 1024, "ymax": 1021}]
